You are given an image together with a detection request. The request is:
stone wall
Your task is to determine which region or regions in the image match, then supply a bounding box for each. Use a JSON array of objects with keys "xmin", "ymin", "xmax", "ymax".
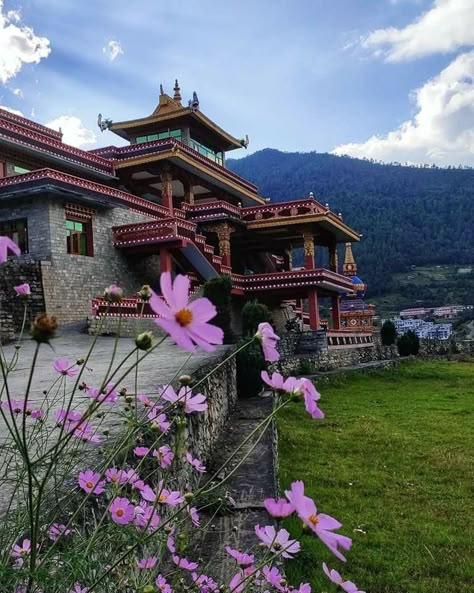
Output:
[
  {"xmin": 0, "ymin": 310, "xmax": 14, "ymax": 344},
  {"xmin": 86, "ymin": 316, "xmax": 165, "ymax": 338},
  {"xmin": 0, "ymin": 259, "xmax": 46, "ymax": 330}
]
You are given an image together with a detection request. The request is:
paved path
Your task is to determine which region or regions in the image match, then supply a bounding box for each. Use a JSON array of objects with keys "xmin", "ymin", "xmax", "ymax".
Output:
[{"xmin": 0, "ymin": 329, "xmax": 229, "ymax": 511}]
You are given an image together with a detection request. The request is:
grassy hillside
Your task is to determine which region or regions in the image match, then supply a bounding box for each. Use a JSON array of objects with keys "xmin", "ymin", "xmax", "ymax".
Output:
[{"xmin": 278, "ymin": 360, "xmax": 474, "ymax": 593}]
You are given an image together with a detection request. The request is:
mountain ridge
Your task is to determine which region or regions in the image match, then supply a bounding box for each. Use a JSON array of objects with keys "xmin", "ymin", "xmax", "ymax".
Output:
[{"xmin": 228, "ymin": 149, "xmax": 474, "ymax": 302}]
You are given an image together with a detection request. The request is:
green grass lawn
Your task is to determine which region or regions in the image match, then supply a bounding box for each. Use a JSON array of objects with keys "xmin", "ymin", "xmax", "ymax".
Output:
[{"xmin": 278, "ymin": 360, "xmax": 474, "ymax": 593}]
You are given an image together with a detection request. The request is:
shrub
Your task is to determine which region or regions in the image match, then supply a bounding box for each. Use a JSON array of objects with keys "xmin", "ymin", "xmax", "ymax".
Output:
[
  {"xmin": 241, "ymin": 300, "xmax": 272, "ymax": 336},
  {"xmin": 236, "ymin": 339, "xmax": 266, "ymax": 397},
  {"xmin": 397, "ymin": 330, "xmax": 420, "ymax": 356},
  {"xmin": 381, "ymin": 320, "xmax": 397, "ymax": 346},
  {"xmin": 203, "ymin": 275, "xmax": 233, "ymax": 343}
]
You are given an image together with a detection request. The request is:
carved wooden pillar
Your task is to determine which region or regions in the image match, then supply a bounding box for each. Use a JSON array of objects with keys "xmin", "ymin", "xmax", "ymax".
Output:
[
  {"xmin": 160, "ymin": 165, "xmax": 173, "ymax": 212},
  {"xmin": 331, "ymin": 295, "xmax": 341, "ymax": 329},
  {"xmin": 308, "ymin": 289, "xmax": 320, "ymax": 330},
  {"xmin": 329, "ymin": 244, "xmax": 339, "ymax": 273},
  {"xmin": 203, "ymin": 223, "xmax": 234, "ymax": 267},
  {"xmin": 183, "ymin": 177, "xmax": 194, "ymax": 205},
  {"xmin": 303, "ymin": 230, "xmax": 315, "ymax": 269}
]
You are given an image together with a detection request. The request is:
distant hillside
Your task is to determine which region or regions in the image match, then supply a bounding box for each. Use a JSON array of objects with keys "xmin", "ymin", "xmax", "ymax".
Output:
[{"xmin": 228, "ymin": 150, "xmax": 474, "ymax": 302}]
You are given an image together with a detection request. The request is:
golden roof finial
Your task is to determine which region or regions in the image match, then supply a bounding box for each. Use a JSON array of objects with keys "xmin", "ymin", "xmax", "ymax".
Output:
[
  {"xmin": 159, "ymin": 84, "xmax": 164, "ymax": 96},
  {"xmin": 343, "ymin": 242, "xmax": 357, "ymax": 276},
  {"xmin": 173, "ymin": 79, "xmax": 182, "ymax": 103}
]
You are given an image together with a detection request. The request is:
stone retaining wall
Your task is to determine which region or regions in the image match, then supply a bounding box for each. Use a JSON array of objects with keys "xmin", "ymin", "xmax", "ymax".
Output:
[{"xmin": 0, "ymin": 310, "xmax": 14, "ymax": 344}]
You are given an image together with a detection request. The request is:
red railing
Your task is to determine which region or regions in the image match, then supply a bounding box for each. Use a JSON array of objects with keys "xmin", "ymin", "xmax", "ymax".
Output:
[{"xmin": 241, "ymin": 198, "xmax": 328, "ymax": 222}]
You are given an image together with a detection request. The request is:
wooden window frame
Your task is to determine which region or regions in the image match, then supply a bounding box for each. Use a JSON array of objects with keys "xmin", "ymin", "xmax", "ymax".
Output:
[{"xmin": 0, "ymin": 217, "xmax": 28, "ymax": 253}]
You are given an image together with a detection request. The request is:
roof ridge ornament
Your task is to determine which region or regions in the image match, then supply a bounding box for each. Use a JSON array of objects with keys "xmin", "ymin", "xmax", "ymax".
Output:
[
  {"xmin": 240, "ymin": 134, "xmax": 249, "ymax": 149},
  {"xmin": 160, "ymin": 84, "xmax": 164, "ymax": 96},
  {"xmin": 188, "ymin": 91, "xmax": 200, "ymax": 111},
  {"xmin": 173, "ymin": 79, "xmax": 182, "ymax": 103},
  {"xmin": 97, "ymin": 113, "xmax": 113, "ymax": 132}
]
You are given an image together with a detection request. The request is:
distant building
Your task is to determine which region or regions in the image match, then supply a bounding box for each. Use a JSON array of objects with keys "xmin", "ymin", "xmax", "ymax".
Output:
[
  {"xmin": 399, "ymin": 305, "xmax": 471, "ymax": 320},
  {"xmin": 393, "ymin": 318, "xmax": 452, "ymax": 341}
]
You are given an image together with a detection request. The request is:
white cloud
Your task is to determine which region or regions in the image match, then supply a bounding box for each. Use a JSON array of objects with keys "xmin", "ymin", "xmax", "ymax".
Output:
[
  {"xmin": 0, "ymin": 0, "xmax": 50, "ymax": 83},
  {"xmin": 102, "ymin": 39, "xmax": 123, "ymax": 62},
  {"xmin": 0, "ymin": 104, "xmax": 23, "ymax": 115},
  {"xmin": 332, "ymin": 51, "xmax": 474, "ymax": 166},
  {"xmin": 45, "ymin": 115, "xmax": 97, "ymax": 148},
  {"xmin": 12, "ymin": 87, "xmax": 23, "ymax": 97},
  {"xmin": 362, "ymin": 0, "xmax": 474, "ymax": 62}
]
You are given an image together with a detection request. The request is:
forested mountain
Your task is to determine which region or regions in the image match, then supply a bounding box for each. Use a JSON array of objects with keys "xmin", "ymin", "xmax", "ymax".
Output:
[{"xmin": 228, "ymin": 150, "xmax": 474, "ymax": 301}]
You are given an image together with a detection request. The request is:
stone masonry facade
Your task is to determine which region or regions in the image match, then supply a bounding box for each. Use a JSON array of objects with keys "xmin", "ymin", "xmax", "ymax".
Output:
[{"xmin": 0, "ymin": 195, "xmax": 163, "ymax": 329}]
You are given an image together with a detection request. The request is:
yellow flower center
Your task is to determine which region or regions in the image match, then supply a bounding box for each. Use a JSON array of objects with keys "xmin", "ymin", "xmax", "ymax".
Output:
[
  {"xmin": 116, "ymin": 509, "xmax": 124, "ymax": 517},
  {"xmin": 308, "ymin": 514, "xmax": 319, "ymax": 526},
  {"xmin": 111, "ymin": 476, "xmax": 118, "ymax": 482},
  {"xmin": 175, "ymin": 308, "xmax": 193, "ymax": 327},
  {"xmin": 158, "ymin": 494, "xmax": 167, "ymax": 502},
  {"xmin": 86, "ymin": 481, "xmax": 94, "ymax": 489}
]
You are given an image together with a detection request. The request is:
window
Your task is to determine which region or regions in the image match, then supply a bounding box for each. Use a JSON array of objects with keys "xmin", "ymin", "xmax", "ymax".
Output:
[
  {"xmin": 66, "ymin": 219, "xmax": 92, "ymax": 256},
  {"xmin": 136, "ymin": 129, "xmax": 182, "ymax": 143},
  {"xmin": 189, "ymin": 138, "xmax": 223, "ymax": 165},
  {"xmin": 13, "ymin": 165, "xmax": 30, "ymax": 175},
  {"xmin": 0, "ymin": 218, "xmax": 28, "ymax": 253}
]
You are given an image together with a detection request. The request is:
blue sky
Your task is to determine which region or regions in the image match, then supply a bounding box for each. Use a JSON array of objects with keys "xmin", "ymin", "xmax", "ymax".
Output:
[{"xmin": 1, "ymin": 0, "xmax": 473, "ymax": 165}]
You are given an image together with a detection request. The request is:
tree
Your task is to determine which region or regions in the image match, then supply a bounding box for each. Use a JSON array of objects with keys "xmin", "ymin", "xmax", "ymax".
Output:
[
  {"xmin": 203, "ymin": 275, "xmax": 233, "ymax": 343},
  {"xmin": 381, "ymin": 320, "xmax": 397, "ymax": 345},
  {"xmin": 397, "ymin": 330, "xmax": 420, "ymax": 356}
]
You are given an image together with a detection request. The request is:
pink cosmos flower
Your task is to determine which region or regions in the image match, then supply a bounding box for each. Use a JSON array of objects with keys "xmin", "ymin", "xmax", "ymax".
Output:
[
  {"xmin": 141, "ymin": 482, "xmax": 184, "ymax": 506},
  {"xmin": 147, "ymin": 409, "xmax": 171, "ymax": 432},
  {"xmin": 48, "ymin": 523, "xmax": 72, "ymax": 541},
  {"xmin": 167, "ymin": 533, "xmax": 176, "ymax": 553},
  {"xmin": 68, "ymin": 584, "xmax": 89, "ymax": 593},
  {"xmin": 0, "ymin": 235, "xmax": 21, "ymax": 263},
  {"xmin": 109, "ymin": 497, "xmax": 135, "ymax": 525},
  {"xmin": 155, "ymin": 574, "xmax": 172, "ymax": 593},
  {"xmin": 105, "ymin": 468, "xmax": 129, "ymax": 485},
  {"xmin": 160, "ymin": 385, "xmax": 207, "ymax": 414},
  {"xmin": 11, "ymin": 538, "xmax": 31, "ymax": 558},
  {"xmin": 134, "ymin": 446, "xmax": 150, "ymax": 457},
  {"xmin": 263, "ymin": 497, "xmax": 295, "ymax": 518},
  {"xmin": 56, "ymin": 409, "xmax": 83, "ymax": 424},
  {"xmin": 261, "ymin": 371, "xmax": 293, "ymax": 392},
  {"xmin": 14, "ymin": 283, "xmax": 30, "ymax": 296},
  {"xmin": 225, "ymin": 547, "xmax": 255, "ymax": 568},
  {"xmin": 323, "ymin": 563, "xmax": 365, "ymax": 593},
  {"xmin": 137, "ymin": 556, "xmax": 158, "ymax": 569},
  {"xmin": 138, "ymin": 393, "xmax": 162, "ymax": 409},
  {"xmin": 285, "ymin": 481, "xmax": 352, "ymax": 561},
  {"xmin": 185, "ymin": 451, "xmax": 206, "ymax": 473},
  {"xmin": 104, "ymin": 283, "xmax": 123, "ymax": 302},
  {"xmin": 192, "ymin": 573, "xmax": 219, "ymax": 592},
  {"xmin": 150, "ymin": 272, "xmax": 223, "ymax": 352},
  {"xmin": 134, "ymin": 503, "xmax": 160, "ymax": 532},
  {"xmin": 86, "ymin": 382, "xmax": 118, "ymax": 404},
  {"xmin": 295, "ymin": 584, "xmax": 312, "ymax": 593},
  {"xmin": 53, "ymin": 358, "xmax": 79, "ymax": 377},
  {"xmin": 296, "ymin": 378, "xmax": 324, "ymax": 419},
  {"xmin": 0, "ymin": 399, "xmax": 44, "ymax": 419},
  {"xmin": 172, "ymin": 554, "xmax": 198, "ymax": 571},
  {"xmin": 187, "ymin": 505, "xmax": 200, "ymax": 527},
  {"xmin": 262, "ymin": 565, "xmax": 285, "ymax": 591},
  {"xmin": 255, "ymin": 525, "xmax": 300, "ymax": 559},
  {"xmin": 229, "ymin": 567, "xmax": 257, "ymax": 593},
  {"xmin": 255, "ymin": 322, "xmax": 280, "ymax": 362},
  {"xmin": 78, "ymin": 470, "xmax": 106, "ymax": 495},
  {"xmin": 70, "ymin": 421, "xmax": 103, "ymax": 444},
  {"xmin": 153, "ymin": 445, "xmax": 174, "ymax": 469}
]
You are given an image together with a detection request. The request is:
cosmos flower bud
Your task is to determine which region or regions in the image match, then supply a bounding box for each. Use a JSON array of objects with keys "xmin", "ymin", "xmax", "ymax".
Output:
[
  {"xmin": 76, "ymin": 358, "xmax": 85, "ymax": 365},
  {"xmin": 178, "ymin": 374, "xmax": 193, "ymax": 385},
  {"xmin": 136, "ymin": 331, "xmax": 153, "ymax": 351},
  {"xmin": 14, "ymin": 283, "xmax": 31, "ymax": 298},
  {"xmin": 184, "ymin": 492, "xmax": 194, "ymax": 502},
  {"xmin": 142, "ymin": 586, "xmax": 155, "ymax": 593},
  {"xmin": 137, "ymin": 284, "xmax": 152, "ymax": 301},
  {"xmin": 125, "ymin": 395, "xmax": 133, "ymax": 403},
  {"xmin": 31, "ymin": 313, "xmax": 58, "ymax": 343},
  {"xmin": 103, "ymin": 283, "xmax": 123, "ymax": 303}
]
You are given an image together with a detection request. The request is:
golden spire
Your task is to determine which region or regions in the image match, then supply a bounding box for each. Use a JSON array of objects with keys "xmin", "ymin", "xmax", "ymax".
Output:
[
  {"xmin": 343, "ymin": 242, "xmax": 357, "ymax": 276},
  {"xmin": 173, "ymin": 79, "xmax": 182, "ymax": 104}
]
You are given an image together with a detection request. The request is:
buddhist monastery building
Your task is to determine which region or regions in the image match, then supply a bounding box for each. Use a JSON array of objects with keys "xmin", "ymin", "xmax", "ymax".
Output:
[{"xmin": 0, "ymin": 81, "xmax": 374, "ymax": 348}]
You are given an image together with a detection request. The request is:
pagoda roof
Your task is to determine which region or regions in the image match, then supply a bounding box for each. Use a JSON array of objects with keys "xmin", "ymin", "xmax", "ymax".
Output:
[{"xmin": 109, "ymin": 89, "xmax": 243, "ymax": 151}]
